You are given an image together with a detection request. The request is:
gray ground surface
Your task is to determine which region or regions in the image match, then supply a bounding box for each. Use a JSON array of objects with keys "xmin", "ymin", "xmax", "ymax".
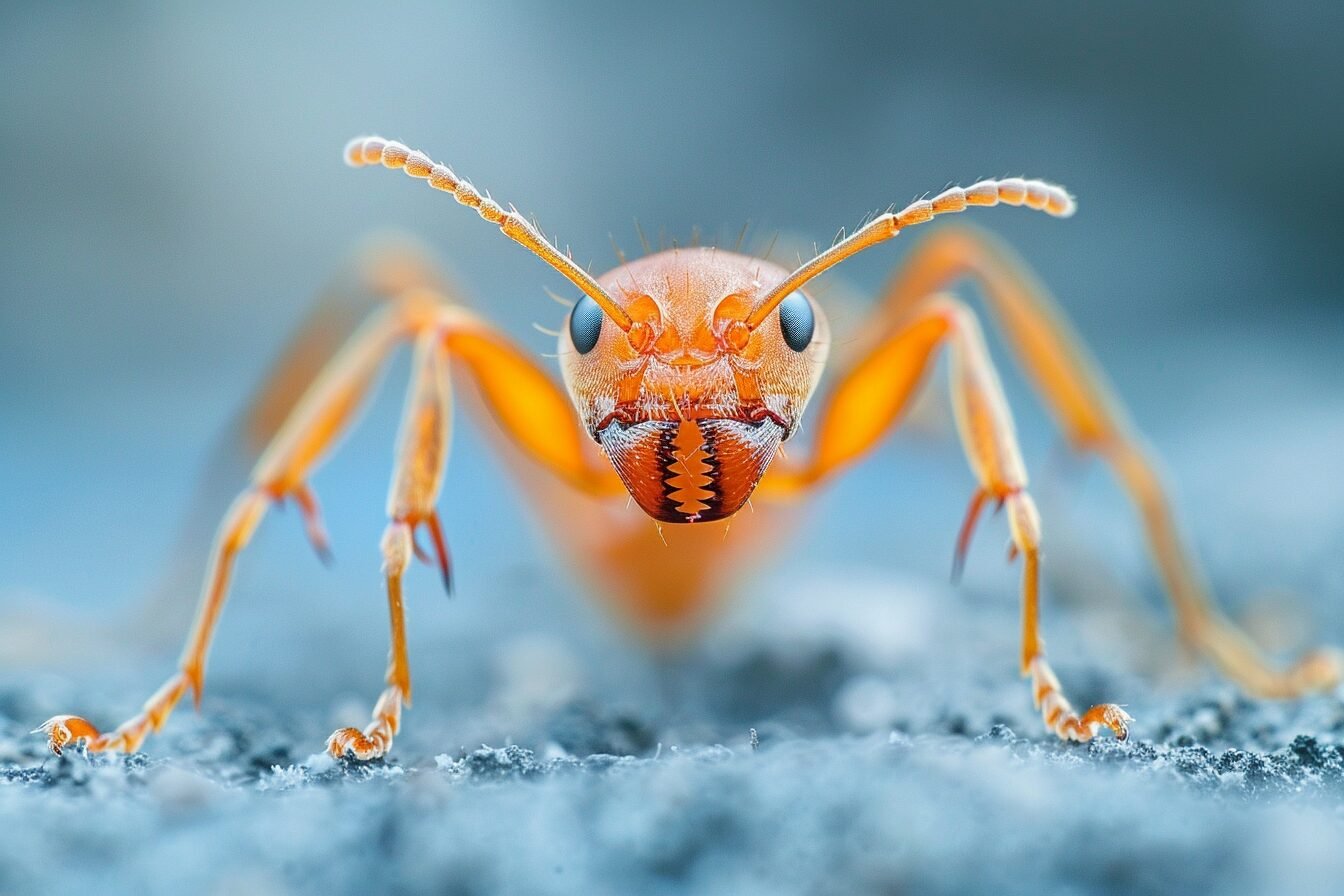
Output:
[{"xmin": 6, "ymin": 563, "xmax": 1344, "ymax": 896}]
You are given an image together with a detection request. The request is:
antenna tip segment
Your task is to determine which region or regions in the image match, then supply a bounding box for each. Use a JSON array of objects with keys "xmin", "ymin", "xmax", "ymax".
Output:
[
  {"xmin": 344, "ymin": 135, "xmax": 393, "ymax": 168},
  {"xmin": 343, "ymin": 137, "xmax": 364, "ymax": 167},
  {"xmin": 1034, "ymin": 180, "xmax": 1077, "ymax": 218},
  {"xmin": 962, "ymin": 178, "xmax": 1076, "ymax": 219}
]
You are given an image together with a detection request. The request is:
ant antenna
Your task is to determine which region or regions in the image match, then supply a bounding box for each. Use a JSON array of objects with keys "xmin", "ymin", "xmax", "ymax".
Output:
[
  {"xmin": 345, "ymin": 136, "xmax": 633, "ymax": 331},
  {"xmin": 745, "ymin": 178, "xmax": 1075, "ymax": 330}
]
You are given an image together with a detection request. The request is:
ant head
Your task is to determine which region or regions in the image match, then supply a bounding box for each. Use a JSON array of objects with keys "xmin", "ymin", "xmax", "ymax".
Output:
[
  {"xmin": 347, "ymin": 136, "xmax": 1076, "ymax": 525},
  {"xmin": 559, "ymin": 248, "xmax": 829, "ymax": 523}
]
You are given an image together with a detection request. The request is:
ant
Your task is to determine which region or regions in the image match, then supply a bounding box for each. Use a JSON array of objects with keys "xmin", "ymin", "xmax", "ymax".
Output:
[{"xmin": 37, "ymin": 136, "xmax": 1341, "ymax": 759}]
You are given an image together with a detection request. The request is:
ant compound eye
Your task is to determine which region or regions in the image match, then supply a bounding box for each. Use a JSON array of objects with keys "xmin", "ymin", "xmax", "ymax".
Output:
[
  {"xmin": 568, "ymin": 294, "xmax": 604, "ymax": 354},
  {"xmin": 778, "ymin": 291, "xmax": 815, "ymax": 351}
]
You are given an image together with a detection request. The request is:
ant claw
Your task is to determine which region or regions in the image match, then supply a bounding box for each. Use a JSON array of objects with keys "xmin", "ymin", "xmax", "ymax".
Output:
[
  {"xmin": 951, "ymin": 489, "xmax": 988, "ymax": 584},
  {"xmin": 292, "ymin": 483, "xmax": 335, "ymax": 566},
  {"xmin": 422, "ymin": 513, "xmax": 453, "ymax": 597}
]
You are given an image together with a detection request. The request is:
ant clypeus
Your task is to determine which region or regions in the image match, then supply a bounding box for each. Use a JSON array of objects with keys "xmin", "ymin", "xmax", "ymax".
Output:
[{"xmin": 37, "ymin": 136, "xmax": 1342, "ymax": 760}]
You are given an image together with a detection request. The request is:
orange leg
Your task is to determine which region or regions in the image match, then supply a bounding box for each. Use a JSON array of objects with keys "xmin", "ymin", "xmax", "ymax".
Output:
[
  {"xmin": 327, "ymin": 331, "xmax": 448, "ymax": 760},
  {"xmin": 242, "ymin": 236, "xmax": 449, "ymax": 457},
  {"xmin": 766, "ymin": 294, "xmax": 1130, "ymax": 741},
  {"xmin": 39, "ymin": 283, "xmax": 620, "ymax": 756},
  {"xmin": 325, "ymin": 522, "xmax": 415, "ymax": 760},
  {"xmin": 877, "ymin": 225, "xmax": 1340, "ymax": 698},
  {"xmin": 37, "ymin": 297, "xmax": 436, "ymax": 755},
  {"xmin": 322, "ymin": 311, "xmax": 626, "ymax": 760}
]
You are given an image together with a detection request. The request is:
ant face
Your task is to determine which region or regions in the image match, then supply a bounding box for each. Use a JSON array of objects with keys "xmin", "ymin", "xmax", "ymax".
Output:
[{"xmin": 559, "ymin": 248, "xmax": 829, "ymax": 523}]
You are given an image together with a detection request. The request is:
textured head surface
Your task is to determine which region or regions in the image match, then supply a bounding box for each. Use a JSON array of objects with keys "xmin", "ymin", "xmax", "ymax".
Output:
[{"xmin": 559, "ymin": 248, "xmax": 829, "ymax": 522}]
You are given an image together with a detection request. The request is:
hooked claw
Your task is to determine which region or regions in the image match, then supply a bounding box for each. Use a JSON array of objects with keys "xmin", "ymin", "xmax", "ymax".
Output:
[
  {"xmin": 421, "ymin": 512, "xmax": 453, "ymax": 597},
  {"xmin": 292, "ymin": 482, "xmax": 334, "ymax": 566},
  {"xmin": 950, "ymin": 489, "xmax": 989, "ymax": 584}
]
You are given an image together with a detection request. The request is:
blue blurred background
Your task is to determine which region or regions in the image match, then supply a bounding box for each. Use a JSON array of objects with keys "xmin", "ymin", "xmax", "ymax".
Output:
[{"xmin": 2, "ymin": 1, "xmax": 1343, "ymax": 722}]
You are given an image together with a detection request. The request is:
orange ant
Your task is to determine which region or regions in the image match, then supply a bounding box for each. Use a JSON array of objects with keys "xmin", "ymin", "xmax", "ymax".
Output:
[{"xmin": 37, "ymin": 136, "xmax": 1342, "ymax": 759}]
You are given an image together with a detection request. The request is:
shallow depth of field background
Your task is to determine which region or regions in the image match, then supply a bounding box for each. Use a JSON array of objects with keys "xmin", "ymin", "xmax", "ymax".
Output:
[{"xmin": 2, "ymin": 3, "xmax": 1344, "ymax": 894}]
